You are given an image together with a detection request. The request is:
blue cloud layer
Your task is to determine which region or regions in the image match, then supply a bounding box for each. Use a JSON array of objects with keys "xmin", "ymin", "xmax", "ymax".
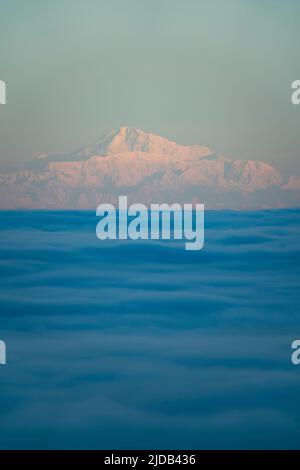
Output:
[{"xmin": 0, "ymin": 210, "xmax": 299, "ymax": 449}]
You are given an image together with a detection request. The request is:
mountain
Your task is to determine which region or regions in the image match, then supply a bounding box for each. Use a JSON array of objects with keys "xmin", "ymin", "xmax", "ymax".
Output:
[{"xmin": 0, "ymin": 127, "xmax": 299, "ymax": 209}]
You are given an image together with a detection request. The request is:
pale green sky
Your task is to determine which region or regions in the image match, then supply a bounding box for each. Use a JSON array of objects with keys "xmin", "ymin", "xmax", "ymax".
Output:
[{"xmin": 0, "ymin": 0, "xmax": 299, "ymax": 175}]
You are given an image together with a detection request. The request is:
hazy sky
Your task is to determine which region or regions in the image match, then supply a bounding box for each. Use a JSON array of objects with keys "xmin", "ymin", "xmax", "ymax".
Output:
[{"xmin": 0, "ymin": 0, "xmax": 299, "ymax": 175}]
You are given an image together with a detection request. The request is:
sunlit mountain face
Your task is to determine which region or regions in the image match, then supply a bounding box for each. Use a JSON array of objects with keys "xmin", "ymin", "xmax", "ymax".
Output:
[{"xmin": 0, "ymin": 127, "xmax": 299, "ymax": 210}]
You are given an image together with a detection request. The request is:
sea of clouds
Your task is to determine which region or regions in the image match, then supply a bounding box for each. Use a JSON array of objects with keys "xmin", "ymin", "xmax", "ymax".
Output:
[{"xmin": 0, "ymin": 210, "xmax": 299, "ymax": 449}]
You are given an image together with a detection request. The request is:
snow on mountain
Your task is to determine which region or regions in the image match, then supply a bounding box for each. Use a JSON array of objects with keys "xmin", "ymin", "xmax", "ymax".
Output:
[
  {"xmin": 0, "ymin": 127, "xmax": 299, "ymax": 209},
  {"xmin": 282, "ymin": 176, "xmax": 300, "ymax": 190},
  {"xmin": 78, "ymin": 126, "xmax": 214, "ymax": 159}
]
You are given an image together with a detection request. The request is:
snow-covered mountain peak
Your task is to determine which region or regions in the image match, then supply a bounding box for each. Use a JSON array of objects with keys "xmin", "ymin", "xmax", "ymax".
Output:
[
  {"xmin": 1, "ymin": 127, "xmax": 299, "ymax": 209},
  {"xmin": 77, "ymin": 126, "xmax": 212, "ymax": 159}
]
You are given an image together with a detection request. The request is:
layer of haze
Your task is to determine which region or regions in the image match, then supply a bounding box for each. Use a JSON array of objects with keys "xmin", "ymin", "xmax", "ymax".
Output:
[{"xmin": 0, "ymin": 0, "xmax": 299, "ymax": 175}]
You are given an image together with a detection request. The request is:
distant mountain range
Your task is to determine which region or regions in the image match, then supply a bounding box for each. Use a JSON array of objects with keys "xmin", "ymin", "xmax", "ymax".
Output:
[{"xmin": 0, "ymin": 126, "xmax": 299, "ymax": 209}]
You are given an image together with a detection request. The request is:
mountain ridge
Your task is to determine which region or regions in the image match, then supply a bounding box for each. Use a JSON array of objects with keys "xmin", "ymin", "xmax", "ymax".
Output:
[{"xmin": 0, "ymin": 127, "xmax": 299, "ymax": 210}]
